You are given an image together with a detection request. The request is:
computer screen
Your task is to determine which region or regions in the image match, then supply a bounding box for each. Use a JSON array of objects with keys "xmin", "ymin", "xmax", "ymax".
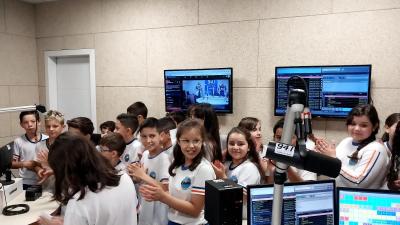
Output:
[
  {"xmin": 247, "ymin": 180, "xmax": 335, "ymax": 225},
  {"xmin": 337, "ymin": 187, "xmax": 400, "ymax": 225},
  {"xmin": 275, "ymin": 65, "xmax": 371, "ymax": 118},
  {"xmin": 164, "ymin": 68, "xmax": 233, "ymax": 113}
]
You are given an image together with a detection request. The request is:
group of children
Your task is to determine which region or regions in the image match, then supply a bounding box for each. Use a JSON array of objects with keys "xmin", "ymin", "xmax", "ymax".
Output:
[{"xmin": 9, "ymin": 101, "xmax": 400, "ymax": 225}]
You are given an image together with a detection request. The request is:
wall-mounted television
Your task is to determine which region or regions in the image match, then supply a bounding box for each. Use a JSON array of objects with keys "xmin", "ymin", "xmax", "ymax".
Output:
[
  {"xmin": 164, "ymin": 68, "xmax": 233, "ymax": 113},
  {"xmin": 275, "ymin": 65, "xmax": 371, "ymax": 118}
]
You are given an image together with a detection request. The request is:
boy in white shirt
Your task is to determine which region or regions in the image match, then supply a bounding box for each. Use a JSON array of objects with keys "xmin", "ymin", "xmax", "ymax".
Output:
[
  {"xmin": 99, "ymin": 132, "xmax": 127, "ymax": 172},
  {"xmin": 116, "ymin": 113, "xmax": 144, "ymax": 165},
  {"xmin": 157, "ymin": 117, "xmax": 177, "ymax": 163},
  {"xmin": 127, "ymin": 117, "xmax": 170, "ymax": 225}
]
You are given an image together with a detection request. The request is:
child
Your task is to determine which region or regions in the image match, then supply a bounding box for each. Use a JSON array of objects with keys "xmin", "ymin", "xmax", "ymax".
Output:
[
  {"xmin": 66, "ymin": 117, "xmax": 94, "ymax": 141},
  {"xmin": 116, "ymin": 113, "xmax": 143, "ymax": 165},
  {"xmin": 158, "ymin": 116, "xmax": 177, "ymax": 162},
  {"xmin": 99, "ymin": 132, "xmax": 126, "ymax": 172},
  {"xmin": 12, "ymin": 110, "xmax": 48, "ymax": 189},
  {"xmin": 34, "ymin": 110, "xmax": 65, "ymax": 184},
  {"xmin": 238, "ymin": 117, "xmax": 265, "ymax": 157},
  {"xmin": 39, "ymin": 132, "xmax": 137, "ymax": 225},
  {"xmin": 139, "ymin": 119, "xmax": 216, "ymax": 225},
  {"xmin": 316, "ymin": 104, "xmax": 390, "ymax": 189},
  {"xmin": 382, "ymin": 113, "xmax": 400, "ymax": 155},
  {"xmin": 127, "ymin": 101, "xmax": 148, "ymax": 137},
  {"xmin": 100, "ymin": 120, "xmax": 116, "ymax": 136},
  {"xmin": 212, "ymin": 127, "xmax": 262, "ymax": 219},
  {"xmin": 127, "ymin": 118, "xmax": 170, "ymax": 225},
  {"xmin": 387, "ymin": 122, "xmax": 400, "ymax": 190}
]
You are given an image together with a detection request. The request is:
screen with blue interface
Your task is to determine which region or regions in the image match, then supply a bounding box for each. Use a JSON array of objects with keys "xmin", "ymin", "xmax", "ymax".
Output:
[
  {"xmin": 248, "ymin": 180, "xmax": 335, "ymax": 225},
  {"xmin": 275, "ymin": 65, "xmax": 371, "ymax": 118},
  {"xmin": 164, "ymin": 68, "xmax": 233, "ymax": 113},
  {"xmin": 338, "ymin": 188, "xmax": 400, "ymax": 225}
]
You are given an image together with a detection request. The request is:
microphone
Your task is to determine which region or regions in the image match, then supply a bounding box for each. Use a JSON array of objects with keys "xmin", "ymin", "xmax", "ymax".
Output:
[{"xmin": 265, "ymin": 142, "xmax": 341, "ymax": 178}]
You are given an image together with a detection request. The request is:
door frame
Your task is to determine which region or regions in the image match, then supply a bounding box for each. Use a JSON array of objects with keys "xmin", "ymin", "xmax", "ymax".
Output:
[{"xmin": 44, "ymin": 49, "xmax": 97, "ymax": 130}]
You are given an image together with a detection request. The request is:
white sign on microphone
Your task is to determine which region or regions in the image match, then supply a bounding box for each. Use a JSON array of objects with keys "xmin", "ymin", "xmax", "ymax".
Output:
[{"xmin": 274, "ymin": 143, "xmax": 295, "ymax": 157}]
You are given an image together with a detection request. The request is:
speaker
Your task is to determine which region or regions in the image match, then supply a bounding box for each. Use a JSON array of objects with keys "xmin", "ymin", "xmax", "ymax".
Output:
[{"xmin": 205, "ymin": 179, "xmax": 243, "ymax": 225}]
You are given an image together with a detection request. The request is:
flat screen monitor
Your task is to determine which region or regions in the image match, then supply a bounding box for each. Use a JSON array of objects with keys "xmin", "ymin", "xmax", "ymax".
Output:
[
  {"xmin": 247, "ymin": 180, "xmax": 335, "ymax": 225},
  {"xmin": 337, "ymin": 187, "xmax": 400, "ymax": 225},
  {"xmin": 164, "ymin": 68, "xmax": 233, "ymax": 113},
  {"xmin": 0, "ymin": 141, "xmax": 14, "ymax": 185},
  {"xmin": 275, "ymin": 65, "xmax": 372, "ymax": 118}
]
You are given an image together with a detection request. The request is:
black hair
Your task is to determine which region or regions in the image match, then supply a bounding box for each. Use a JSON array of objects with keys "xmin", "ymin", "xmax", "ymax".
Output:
[
  {"xmin": 139, "ymin": 117, "xmax": 158, "ymax": 133},
  {"xmin": 19, "ymin": 110, "xmax": 40, "ymax": 123},
  {"xmin": 49, "ymin": 132, "xmax": 120, "ymax": 205},
  {"xmin": 238, "ymin": 117, "xmax": 260, "ymax": 132},
  {"xmin": 67, "ymin": 117, "xmax": 94, "ymax": 135},
  {"xmin": 346, "ymin": 104, "xmax": 380, "ymax": 161},
  {"xmin": 189, "ymin": 103, "xmax": 222, "ymax": 161},
  {"xmin": 166, "ymin": 111, "xmax": 186, "ymax": 125},
  {"xmin": 157, "ymin": 117, "xmax": 176, "ymax": 134},
  {"xmin": 387, "ymin": 122, "xmax": 400, "ymax": 189},
  {"xmin": 382, "ymin": 113, "xmax": 400, "ymax": 142},
  {"xmin": 116, "ymin": 113, "xmax": 139, "ymax": 135},
  {"xmin": 273, "ymin": 118, "xmax": 285, "ymax": 134},
  {"xmin": 168, "ymin": 119, "xmax": 206, "ymax": 176},
  {"xmin": 100, "ymin": 121, "xmax": 116, "ymax": 132},
  {"xmin": 100, "ymin": 132, "xmax": 126, "ymax": 157},
  {"xmin": 127, "ymin": 101, "xmax": 148, "ymax": 119}
]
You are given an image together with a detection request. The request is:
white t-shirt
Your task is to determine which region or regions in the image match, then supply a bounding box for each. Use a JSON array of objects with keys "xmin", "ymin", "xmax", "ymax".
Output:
[
  {"xmin": 63, "ymin": 173, "xmax": 137, "ymax": 225},
  {"xmin": 121, "ymin": 139, "xmax": 143, "ymax": 166},
  {"xmin": 13, "ymin": 134, "xmax": 48, "ymax": 185},
  {"xmin": 139, "ymin": 150, "xmax": 170, "ymax": 225},
  {"xmin": 168, "ymin": 158, "xmax": 216, "ymax": 225},
  {"xmin": 164, "ymin": 145, "xmax": 175, "ymax": 163},
  {"xmin": 225, "ymin": 159, "xmax": 261, "ymax": 219},
  {"xmin": 336, "ymin": 137, "xmax": 390, "ymax": 189}
]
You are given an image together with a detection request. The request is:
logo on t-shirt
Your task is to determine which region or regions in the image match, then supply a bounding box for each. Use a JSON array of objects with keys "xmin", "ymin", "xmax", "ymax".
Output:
[
  {"xmin": 124, "ymin": 154, "xmax": 130, "ymax": 162},
  {"xmin": 149, "ymin": 171, "xmax": 157, "ymax": 179},
  {"xmin": 181, "ymin": 177, "xmax": 191, "ymax": 190},
  {"xmin": 230, "ymin": 175, "xmax": 238, "ymax": 183}
]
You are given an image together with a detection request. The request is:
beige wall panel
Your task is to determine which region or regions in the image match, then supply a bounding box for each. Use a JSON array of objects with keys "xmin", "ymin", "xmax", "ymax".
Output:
[
  {"xmin": 148, "ymin": 21, "xmax": 259, "ymax": 87},
  {"xmin": 95, "ymin": 30, "xmax": 147, "ymax": 86},
  {"xmin": 38, "ymin": 86, "xmax": 46, "ymax": 106},
  {"xmin": 0, "ymin": 86, "xmax": 9, "ymax": 107},
  {"xmin": 64, "ymin": 34, "xmax": 95, "ymax": 50},
  {"xmin": 325, "ymin": 120, "xmax": 347, "ymax": 146},
  {"xmin": 96, "ymin": 86, "xmax": 105, "ymax": 127},
  {"xmin": 0, "ymin": 114, "xmax": 11, "ymax": 137},
  {"xmin": 0, "ymin": 137, "xmax": 14, "ymax": 146},
  {"xmin": 11, "ymin": 112, "xmax": 25, "ymax": 136},
  {"xmin": 0, "ymin": 34, "xmax": 10, "ymax": 85},
  {"xmin": 36, "ymin": 37, "xmax": 64, "ymax": 86},
  {"xmin": 199, "ymin": 0, "xmax": 331, "ymax": 24},
  {"xmin": 101, "ymin": 0, "xmax": 198, "ymax": 32},
  {"xmin": 0, "ymin": 0, "xmax": 5, "ymax": 32},
  {"xmin": 372, "ymin": 88, "xmax": 400, "ymax": 135},
  {"xmin": 36, "ymin": 0, "xmax": 101, "ymax": 37},
  {"xmin": 143, "ymin": 87, "xmax": 166, "ymax": 118},
  {"xmin": 333, "ymin": 0, "xmax": 400, "ymax": 13},
  {"xmin": 5, "ymin": 0, "xmax": 35, "ymax": 37},
  {"xmin": 7, "ymin": 36, "xmax": 38, "ymax": 85},
  {"xmin": 259, "ymin": 10, "xmax": 400, "ymax": 88}
]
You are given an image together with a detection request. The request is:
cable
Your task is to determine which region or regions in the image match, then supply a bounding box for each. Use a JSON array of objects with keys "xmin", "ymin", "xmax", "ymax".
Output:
[{"xmin": 1, "ymin": 182, "xmax": 30, "ymax": 216}]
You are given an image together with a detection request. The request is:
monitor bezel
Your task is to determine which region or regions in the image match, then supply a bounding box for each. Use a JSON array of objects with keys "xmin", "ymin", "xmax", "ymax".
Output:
[
  {"xmin": 274, "ymin": 64, "xmax": 372, "ymax": 118},
  {"xmin": 247, "ymin": 179, "xmax": 336, "ymax": 225},
  {"xmin": 163, "ymin": 67, "xmax": 233, "ymax": 114}
]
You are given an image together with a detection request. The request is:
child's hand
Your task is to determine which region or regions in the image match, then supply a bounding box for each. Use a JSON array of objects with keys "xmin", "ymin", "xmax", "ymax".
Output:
[
  {"xmin": 37, "ymin": 150, "xmax": 49, "ymax": 163},
  {"xmin": 127, "ymin": 162, "xmax": 146, "ymax": 180},
  {"xmin": 23, "ymin": 160, "xmax": 40, "ymax": 170},
  {"xmin": 38, "ymin": 214, "xmax": 63, "ymax": 225},
  {"xmin": 37, "ymin": 167, "xmax": 53, "ymax": 184},
  {"xmin": 315, "ymin": 139, "xmax": 336, "ymax": 158},
  {"xmin": 212, "ymin": 160, "xmax": 227, "ymax": 179},
  {"xmin": 139, "ymin": 183, "xmax": 166, "ymax": 202}
]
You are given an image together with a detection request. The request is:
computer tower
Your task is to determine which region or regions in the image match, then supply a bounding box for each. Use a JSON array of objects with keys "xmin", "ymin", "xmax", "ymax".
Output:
[{"xmin": 205, "ymin": 179, "xmax": 243, "ymax": 225}]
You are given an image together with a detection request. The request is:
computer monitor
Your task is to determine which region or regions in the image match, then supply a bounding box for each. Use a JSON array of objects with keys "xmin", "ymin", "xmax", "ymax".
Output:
[
  {"xmin": 275, "ymin": 65, "xmax": 372, "ymax": 118},
  {"xmin": 164, "ymin": 68, "xmax": 233, "ymax": 113},
  {"xmin": 0, "ymin": 141, "xmax": 14, "ymax": 185},
  {"xmin": 247, "ymin": 180, "xmax": 335, "ymax": 225},
  {"xmin": 337, "ymin": 187, "xmax": 400, "ymax": 225}
]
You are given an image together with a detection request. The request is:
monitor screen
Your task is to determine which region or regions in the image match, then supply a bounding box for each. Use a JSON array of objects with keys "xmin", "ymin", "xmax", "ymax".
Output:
[
  {"xmin": 164, "ymin": 68, "xmax": 233, "ymax": 113},
  {"xmin": 275, "ymin": 65, "xmax": 371, "ymax": 118},
  {"xmin": 247, "ymin": 180, "xmax": 335, "ymax": 225},
  {"xmin": 0, "ymin": 142, "xmax": 13, "ymax": 176},
  {"xmin": 337, "ymin": 187, "xmax": 400, "ymax": 225}
]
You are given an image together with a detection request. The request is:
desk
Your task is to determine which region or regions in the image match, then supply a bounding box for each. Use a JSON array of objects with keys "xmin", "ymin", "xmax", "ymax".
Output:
[{"xmin": 0, "ymin": 192, "xmax": 58, "ymax": 225}]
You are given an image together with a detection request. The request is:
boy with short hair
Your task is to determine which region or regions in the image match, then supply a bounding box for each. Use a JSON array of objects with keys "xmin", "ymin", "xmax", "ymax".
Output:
[
  {"xmin": 116, "ymin": 113, "xmax": 143, "ymax": 165},
  {"xmin": 100, "ymin": 120, "xmax": 116, "ymax": 136},
  {"xmin": 12, "ymin": 110, "xmax": 48, "ymax": 189},
  {"xmin": 127, "ymin": 101, "xmax": 148, "ymax": 137},
  {"xmin": 157, "ymin": 116, "xmax": 176, "ymax": 162},
  {"xmin": 127, "ymin": 117, "xmax": 170, "ymax": 225},
  {"xmin": 99, "ymin": 132, "xmax": 126, "ymax": 172}
]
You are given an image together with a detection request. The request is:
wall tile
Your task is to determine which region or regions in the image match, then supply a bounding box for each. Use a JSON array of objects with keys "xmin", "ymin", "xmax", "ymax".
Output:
[
  {"xmin": 325, "ymin": 119, "xmax": 348, "ymax": 146},
  {"xmin": 96, "ymin": 86, "xmax": 104, "ymax": 127},
  {"xmin": 148, "ymin": 21, "xmax": 259, "ymax": 87},
  {"xmin": 0, "ymin": 137, "xmax": 14, "ymax": 146},
  {"xmin": 0, "ymin": 0, "xmax": 5, "ymax": 32},
  {"xmin": 9, "ymin": 85, "xmax": 39, "ymax": 106},
  {"xmin": 333, "ymin": 0, "xmax": 400, "ymax": 13},
  {"xmin": 101, "ymin": 0, "xmax": 198, "ymax": 32},
  {"xmin": 95, "ymin": 30, "xmax": 147, "ymax": 86},
  {"xmin": 38, "ymin": 86, "xmax": 46, "ymax": 106},
  {"xmin": 36, "ymin": 37, "xmax": 64, "ymax": 86},
  {"xmin": 5, "ymin": 0, "xmax": 35, "ymax": 37},
  {"xmin": 63, "ymin": 34, "xmax": 94, "ymax": 50},
  {"xmin": 0, "ymin": 86, "xmax": 9, "ymax": 107},
  {"xmin": 35, "ymin": 0, "xmax": 69, "ymax": 37},
  {"xmin": 263, "ymin": 0, "xmax": 331, "ymax": 19},
  {"xmin": 258, "ymin": 10, "xmax": 400, "ymax": 88},
  {"xmin": 372, "ymin": 88, "xmax": 400, "ymax": 135},
  {"xmin": 0, "ymin": 113, "xmax": 11, "ymax": 137}
]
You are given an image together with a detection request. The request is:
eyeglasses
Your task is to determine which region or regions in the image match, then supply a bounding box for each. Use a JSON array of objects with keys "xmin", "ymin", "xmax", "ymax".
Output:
[
  {"xmin": 99, "ymin": 146, "xmax": 112, "ymax": 152},
  {"xmin": 179, "ymin": 139, "xmax": 202, "ymax": 146}
]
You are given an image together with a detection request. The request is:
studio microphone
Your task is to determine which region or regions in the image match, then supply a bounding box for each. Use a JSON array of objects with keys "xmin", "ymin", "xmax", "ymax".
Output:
[{"xmin": 265, "ymin": 142, "xmax": 341, "ymax": 178}]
